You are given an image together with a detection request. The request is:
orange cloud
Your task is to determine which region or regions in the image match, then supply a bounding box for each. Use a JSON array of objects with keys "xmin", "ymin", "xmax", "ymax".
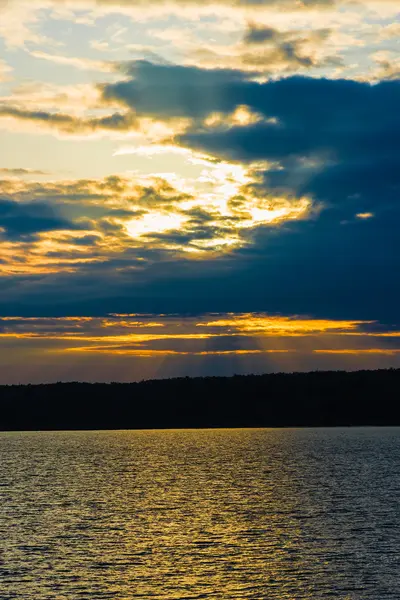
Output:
[
  {"xmin": 197, "ymin": 314, "xmax": 369, "ymax": 335},
  {"xmin": 314, "ymin": 349, "xmax": 400, "ymax": 355}
]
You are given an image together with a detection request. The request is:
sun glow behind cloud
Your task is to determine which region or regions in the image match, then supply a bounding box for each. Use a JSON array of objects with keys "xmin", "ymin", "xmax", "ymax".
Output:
[
  {"xmin": 114, "ymin": 146, "xmax": 312, "ymax": 248},
  {"xmin": 126, "ymin": 211, "xmax": 189, "ymax": 239},
  {"xmin": 0, "ymin": 146, "xmax": 313, "ymax": 276}
]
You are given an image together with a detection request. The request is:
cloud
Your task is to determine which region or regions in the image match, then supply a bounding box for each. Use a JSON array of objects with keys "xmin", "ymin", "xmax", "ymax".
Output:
[
  {"xmin": 0, "ymin": 311, "xmax": 396, "ymax": 349},
  {"xmin": 29, "ymin": 50, "xmax": 116, "ymax": 73},
  {"xmin": 178, "ymin": 21, "xmax": 341, "ymax": 74},
  {"xmin": 101, "ymin": 61, "xmax": 400, "ymax": 222},
  {"xmin": 0, "ymin": 3, "xmax": 54, "ymax": 48},
  {"xmin": 0, "ymin": 0, "xmax": 398, "ymax": 63},
  {"xmin": 103, "ymin": 60, "xmax": 252, "ymax": 119},
  {"xmin": 0, "ymin": 66, "xmax": 398, "ymax": 323},
  {"xmin": 0, "ymin": 104, "xmax": 139, "ymax": 135},
  {"xmin": 0, "ymin": 0, "xmax": 343, "ymax": 51},
  {"xmin": 378, "ymin": 23, "xmax": 400, "ymax": 41},
  {"xmin": 369, "ymin": 51, "xmax": 400, "ymax": 82},
  {"xmin": 1, "ymin": 313, "xmax": 399, "ymax": 383},
  {"xmin": 0, "ymin": 197, "xmax": 81, "ymax": 240},
  {"xmin": 237, "ymin": 23, "xmax": 338, "ymax": 71},
  {"xmin": 173, "ymin": 75, "xmax": 400, "ymax": 223},
  {"xmin": 0, "ymin": 0, "xmax": 341, "ymax": 10},
  {"xmin": 1, "ymin": 0, "xmax": 398, "ymax": 10},
  {"xmin": 0, "ymin": 88, "xmax": 193, "ymax": 140},
  {"xmin": 0, "ymin": 169, "xmax": 311, "ymax": 280},
  {"xmin": 102, "ymin": 62, "xmax": 399, "ymax": 138},
  {"xmin": 0, "ymin": 1, "xmax": 398, "ymax": 383},
  {"xmin": 3, "ymin": 61, "xmax": 399, "ymax": 151},
  {"xmin": 1, "ymin": 81, "xmax": 104, "ymax": 115},
  {"xmin": 0, "ymin": 47, "xmax": 398, "ymax": 328},
  {"xmin": 0, "ymin": 168, "xmax": 48, "ymax": 176},
  {"xmin": 0, "ymin": 195, "xmax": 398, "ymax": 324}
]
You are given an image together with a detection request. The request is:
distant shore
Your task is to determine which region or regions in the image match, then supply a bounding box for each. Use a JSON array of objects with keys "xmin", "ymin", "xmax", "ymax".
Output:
[{"xmin": 1, "ymin": 369, "xmax": 399, "ymax": 431}]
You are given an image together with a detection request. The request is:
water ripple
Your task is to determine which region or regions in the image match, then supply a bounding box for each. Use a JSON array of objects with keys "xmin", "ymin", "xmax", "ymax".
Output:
[{"xmin": 1, "ymin": 428, "xmax": 400, "ymax": 599}]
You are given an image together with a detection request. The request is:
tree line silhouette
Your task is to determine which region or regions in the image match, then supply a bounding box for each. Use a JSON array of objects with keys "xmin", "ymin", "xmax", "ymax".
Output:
[{"xmin": 1, "ymin": 369, "xmax": 400, "ymax": 431}]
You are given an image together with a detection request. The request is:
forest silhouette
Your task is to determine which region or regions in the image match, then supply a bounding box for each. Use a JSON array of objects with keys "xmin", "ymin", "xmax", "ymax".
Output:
[{"xmin": 1, "ymin": 369, "xmax": 399, "ymax": 431}]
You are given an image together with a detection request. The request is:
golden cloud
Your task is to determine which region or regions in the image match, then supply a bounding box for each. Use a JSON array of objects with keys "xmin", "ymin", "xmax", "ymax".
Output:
[
  {"xmin": 0, "ymin": 314, "xmax": 397, "ymax": 361},
  {"xmin": 0, "ymin": 162, "xmax": 312, "ymax": 276}
]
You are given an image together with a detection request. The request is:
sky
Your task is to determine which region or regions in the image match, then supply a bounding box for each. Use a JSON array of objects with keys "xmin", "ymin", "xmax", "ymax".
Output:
[{"xmin": 0, "ymin": 0, "xmax": 399, "ymax": 383}]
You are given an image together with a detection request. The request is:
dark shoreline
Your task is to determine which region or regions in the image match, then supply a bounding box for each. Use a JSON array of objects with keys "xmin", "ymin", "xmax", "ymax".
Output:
[{"xmin": 1, "ymin": 369, "xmax": 400, "ymax": 431}]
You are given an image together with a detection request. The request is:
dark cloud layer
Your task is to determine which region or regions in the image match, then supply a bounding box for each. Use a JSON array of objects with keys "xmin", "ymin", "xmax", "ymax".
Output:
[
  {"xmin": 104, "ymin": 63, "xmax": 399, "ymax": 139},
  {"xmin": 0, "ymin": 198, "xmax": 79, "ymax": 240},
  {"xmin": 176, "ymin": 76, "xmax": 400, "ymax": 219},
  {"xmin": 103, "ymin": 61, "xmax": 251, "ymax": 118}
]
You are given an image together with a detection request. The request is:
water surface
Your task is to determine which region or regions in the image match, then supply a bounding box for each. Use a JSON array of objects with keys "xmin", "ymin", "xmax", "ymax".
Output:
[{"xmin": 1, "ymin": 428, "xmax": 400, "ymax": 598}]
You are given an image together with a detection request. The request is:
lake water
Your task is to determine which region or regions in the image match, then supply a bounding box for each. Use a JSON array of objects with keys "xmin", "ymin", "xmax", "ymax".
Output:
[{"xmin": 1, "ymin": 428, "xmax": 399, "ymax": 599}]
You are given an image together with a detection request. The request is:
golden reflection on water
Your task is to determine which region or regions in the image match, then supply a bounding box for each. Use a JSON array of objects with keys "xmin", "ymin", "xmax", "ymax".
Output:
[{"xmin": 1, "ymin": 428, "xmax": 400, "ymax": 599}]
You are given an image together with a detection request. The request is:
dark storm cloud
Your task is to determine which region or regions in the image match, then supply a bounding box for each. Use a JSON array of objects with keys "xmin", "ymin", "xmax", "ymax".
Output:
[
  {"xmin": 178, "ymin": 76, "xmax": 400, "ymax": 217},
  {"xmin": 0, "ymin": 198, "xmax": 80, "ymax": 240},
  {"xmin": 102, "ymin": 61, "xmax": 252, "ymax": 118},
  {"xmin": 1, "ymin": 205, "xmax": 399, "ymax": 324},
  {"xmin": 103, "ymin": 64, "xmax": 399, "ymax": 216},
  {"xmin": 103, "ymin": 64, "xmax": 399, "ymax": 142},
  {"xmin": 0, "ymin": 202, "xmax": 399, "ymax": 325},
  {"xmin": 178, "ymin": 76, "xmax": 399, "ymax": 158}
]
